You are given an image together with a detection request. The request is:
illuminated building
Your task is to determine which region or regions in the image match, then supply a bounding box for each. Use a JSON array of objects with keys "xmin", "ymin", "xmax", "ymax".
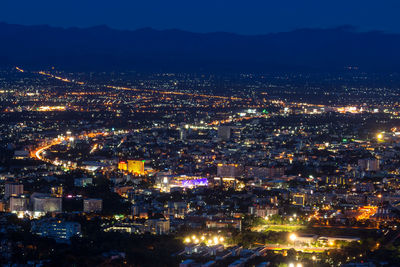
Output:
[
  {"xmin": 205, "ymin": 218, "xmax": 241, "ymax": 230},
  {"xmin": 9, "ymin": 196, "xmax": 28, "ymax": 212},
  {"xmin": 0, "ymin": 201, "xmax": 5, "ymax": 212},
  {"xmin": 127, "ymin": 160, "xmax": 145, "ymax": 175},
  {"xmin": 213, "ymin": 177, "xmax": 239, "ymax": 188},
  {"xmin": 51, "ymin": 186, "xmax": 63, "ymax": 197},
  {"xmin": 31, "ymin": 193, "xmax": 62, "ymax": 213},
  {"xmin": 5, "ymin": 182, "xmax": 23, "ymax": 199},
  {"xmin": 31, "ymin": 219, "xmax": 81, "ymax": 243},
  {"xmin": 118, "ymin": 161, "xmax": 128, "ymax": 171},
  {"xmin": 325, "ymin": 176, "xmax": 350, "ymax": 186},
  {"xmin": 358, "ymin": 158, "xmax": 380, "ymax": 171},
  {"xmin": 248, "ymin": 204, "xmax": 278, "ymax": 217},
  {"xmin": 155, "ymin": 175, "xmax": 208, "ymax": 192}
]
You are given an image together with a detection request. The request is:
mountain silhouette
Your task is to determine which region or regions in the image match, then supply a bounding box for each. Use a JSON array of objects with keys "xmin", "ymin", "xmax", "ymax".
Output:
[{"xmin": 1, "ymin": 22, "xmax": 399, "ymax": 72}]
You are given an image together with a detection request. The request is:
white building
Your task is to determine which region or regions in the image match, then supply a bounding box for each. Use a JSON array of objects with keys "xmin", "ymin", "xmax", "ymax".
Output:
[{"xmin": 31, "ymin": 193, "xmax": 62, "ymax": 213}]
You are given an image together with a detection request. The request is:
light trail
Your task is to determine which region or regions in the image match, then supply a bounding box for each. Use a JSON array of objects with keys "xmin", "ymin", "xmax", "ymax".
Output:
[
  {"xmin": 17, "ymin": 67, "xmax": 248, "ymax": 101},
  {"xmin": 89, "ymin": 143, "xmax": 98, "ymax": 154},
  {"xmin": 34, "ymin": 139, "xmax": 63, "ymax": 161}
]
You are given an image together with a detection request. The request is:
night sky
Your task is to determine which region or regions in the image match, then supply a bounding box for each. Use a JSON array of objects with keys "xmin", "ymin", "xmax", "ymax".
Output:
[{"xmin": 1, "ymin": 0, "xmax": 400, "ymax": 34}]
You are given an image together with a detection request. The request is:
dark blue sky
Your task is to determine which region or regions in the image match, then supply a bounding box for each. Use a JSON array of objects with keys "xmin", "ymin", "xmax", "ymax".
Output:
[{"xmin": 1, "ymin": 0, "xmax": 400, "ymax": 34}]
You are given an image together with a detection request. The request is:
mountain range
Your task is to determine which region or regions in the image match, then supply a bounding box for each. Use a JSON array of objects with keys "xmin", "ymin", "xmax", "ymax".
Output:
[{"xmin": 1, "ymin": 22, "xmax": 399, "ymax": 72}]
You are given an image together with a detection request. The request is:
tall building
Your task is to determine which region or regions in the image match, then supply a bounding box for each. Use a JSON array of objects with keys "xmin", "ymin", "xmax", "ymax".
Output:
[
  {"xmin": 5, "ymin": 182, "xmax": 23, "ymax": 199},
  {"xmin": 9, "ymin": 196, "xmax": 28, "ymax": 212},
  {"xmin": 127, "ymin": 160, "xmax": 145, "ymax": 175},
  {"xmin": 179, "ymin": 128, "xmax": 187, "ymax": 140},
  {"xmin": 218, "ymin": 126, "xmax": 232, "ymax": 141},
  {"xmin": 358, "ymin": 158, "xmax": 380, "ymax": 171}
]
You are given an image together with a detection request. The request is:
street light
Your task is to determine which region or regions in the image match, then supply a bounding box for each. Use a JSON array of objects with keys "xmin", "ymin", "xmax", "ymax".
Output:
[
  {"xmin": 289, "ymin": 233, "xmax": 297, "ymax": 242},
  {"xmin": 312, "ymin": 255, "xmax": 316, "ymax": 261}
]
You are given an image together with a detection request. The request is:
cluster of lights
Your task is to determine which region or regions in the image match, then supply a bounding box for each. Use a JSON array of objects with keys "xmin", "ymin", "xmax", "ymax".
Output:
[
  {"xmin": 184, "ymin": 234, "xmax": 225, "ymax": 246},
  {"xmin": 288, "ymin": 263, "xmax": 302, "ymax": 267}
]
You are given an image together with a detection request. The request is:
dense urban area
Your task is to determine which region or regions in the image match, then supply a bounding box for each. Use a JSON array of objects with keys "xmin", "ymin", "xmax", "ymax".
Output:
[{"xmin": 1, "ymin": 67, "xmax": 400, "ymax": 266}]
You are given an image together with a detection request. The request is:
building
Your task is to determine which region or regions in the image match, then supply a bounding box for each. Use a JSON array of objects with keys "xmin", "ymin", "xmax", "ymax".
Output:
[
  {"xmin": 218, "ymin": 126, "xmax": 232, "ymax": 141},
  {"xmin": 127, "ymin": 160, "xmax": 145, "ymax": 175},
  {"xmin": 132, "ymin": 204, "xmax": 140, "ymax": 217},
  {"xmin": 358, "ymin": 158, "xmax": 380, "ymax": 171},
  {"xmin": 179, "ymin": 128, "xmax": 187, "ymax": 140},
  {"xmin": 83, "ymin": 198, "xmax": 102, "ymax": 213},
  {"xmin": 206, "ymin": 218, "xmax": 241, "ymax": 231},
  {"xmin": 217, "ymin": 164, "xmax": 244, "ymax": 178},
  {"xmin": 144, "ymin": 218, "xmax": 170, "ymax": 235},
  {"xmin": 292, "ymin": 193, "xmax": 306, "ymax": 206},
  {"xmin": 168, "ymin": 201, "xmax": 189, "ymax": 219},
  {"xmin": 4, "ymin": 182, "xmax": 23, "ymax": 199},
  {"xmin": 9, "ymin": 196, "xmax": 28, "ymax": 212},
  {"xmin": 245, "ymin": 166, "xmax": 285, "ymax": 178},
  {"xmin": 156, "ymin": 175, "xmax": 208, "ymax": 192},
  {"xmin": 50, "ymin": 186, "xmax": 63, "ymax": 197},
  {"xmin": 31, "ymin": 219, "xmax": 81, "ymax": 243},
  {"xmin": 31, "ymin": 193, "xmax": 62, "ymax": 213},
  {"xmin": 248, "ymin": 205, "xmax": 278, "ymax": 218},
  {"xmin": 74, "ymin": 177, "xmax": 93, "ymax": 187},
  {"xmin": 13, "ymin": 150, "xmax": 29, "ymax": 159},
  {"xmin": 325, "ymin": 176, "xmax": 350, "ymax": 186},
  {"xmin": 118, "ymin": 161, "xmax": 128, "ymax": 171}
]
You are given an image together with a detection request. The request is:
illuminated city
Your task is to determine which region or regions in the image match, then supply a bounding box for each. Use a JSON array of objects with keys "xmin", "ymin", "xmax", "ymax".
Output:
[{"xmin": 2, "ymin": 1, "xmax": 400, "ymax": 267}]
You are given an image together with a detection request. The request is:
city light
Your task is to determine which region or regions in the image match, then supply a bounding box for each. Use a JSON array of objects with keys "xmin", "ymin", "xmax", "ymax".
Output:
[
  {"xmin": 289, "ymin": 233, "xmax": 297, "ymax": 242},
  {"xmin": 312, "ymin": 255, "xmax": 316, "ymax": 261},
  {"xmin": 184, "ymin": 234, "xmax": 226, "ymax": 246}
]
